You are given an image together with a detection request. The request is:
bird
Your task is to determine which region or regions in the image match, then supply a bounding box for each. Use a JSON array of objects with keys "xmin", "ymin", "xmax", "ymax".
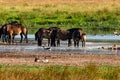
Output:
[
  {"xmin": 42, "ymin": 57, "xmax": 49, "ymax": 63},
  {"xmin": 42, "ymin": 46, "xmax": 51, "ymax": 51},
  {"xmin": 34, "ymin": 57, "xmax": 40, "ymax": 62},
  {"xmin": 114, "ymin": 31, "xmax": 119, "ymax": 36}
]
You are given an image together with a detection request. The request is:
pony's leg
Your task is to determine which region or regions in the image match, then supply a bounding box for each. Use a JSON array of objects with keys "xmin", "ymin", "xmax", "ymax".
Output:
[
  {"xmin": 5, "ymin": 35, "xmax": 8, "ymax": 43},
  {"xmin": 22, "ymin": 29, "xmax": 28, "ymax": 43},
  {"xmin": 54, "ymin": 39, "xmax": 56, "ymax": 47},
  {"xmin": 48, "ymin": 38, "xmax": 50, "ymax": 46},
  {"xmin": 1, "ymin": 34, "xmax": 5, "ymax": 42},
  {"xmin": 12, "ymin": 36, "xmax": 15, "ymax": 43},
  {"xmin": 81, "ymin": 36, "xmax": 86, "ymax": 47},
  {"xmin": 23, "ymin": 33, "xmax": 28, "ymax": 43},
  {"xmin": 51, "ymin": 38, "xmax": 56, "ymax": 47},
  {"xmin": 68, "ymin": 39, "xmax": 72, "ymax": 47},
  {"xmin": 82, "ymin": 40, "xmax": 86, "ymax": 47},
  {"xmin": 2, "ymin": 34, "xmax": 7, "ymax": 43},
  {"xmin": 38, "ymin": 38, "xmax": 42, "ymax": 46},
  {"xmin": 25, "ymin": 35, "xmax": 28, "ymax": 43},
  {"xmin": 20, "ymin": 33, "xmax": 23, "ymax": 43},
  {"xmin": 9, "ymin": 34, "xmax": 12, "ymax": 44},
  {"xmin": 74, "ymin": 40, "xmax": 76, "ymax": 47},
  {"xmin": 77, "ymin": 40, "xmax": 79, "ymax": 47},
  {"xmin": 57, "ymin": 39, "xmax": 60, "ymax": 46},
  {"xmin": 81, "ymin": 38, "xmax": 83, "ymax": 47}
]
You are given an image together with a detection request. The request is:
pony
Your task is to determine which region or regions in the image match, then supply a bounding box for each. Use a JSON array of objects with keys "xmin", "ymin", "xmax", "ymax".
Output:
[
  {"xmin": 35, "ymin": 27, "xmax": 60, "ymax": 46},
  {"xmin": 72, "ymin": 29, "xmax": 86, "ymax": 47},
  {"xmin": 49, "ymin": 27, "xmax": 60, "ymax": 47},
  {"xmin": 35, "ymin": 28, "xmax": 51, "ymax": 46},
  {"xmin": 67, "ymin": 28, "xmax": 83, "ymax": 46},
  {"xmin": 50, "ymin": 28, "xmax": 84, "ymax": 47},
  {"xmin": 50, "ymin": 29, "xmax": 70, "ymax": 46},
  {"xmin": 1, "ymin": 21, "xmax": 28, "ymax": 43}
]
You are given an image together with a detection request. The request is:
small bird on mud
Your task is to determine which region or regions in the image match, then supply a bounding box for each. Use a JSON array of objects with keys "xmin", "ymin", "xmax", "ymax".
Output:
[
  {"xmin": 34, "ymin": 57, "xmax": 40, "ymax": 62},
  {"xmin": 42, "ymin": 57, "xmax": 49, "ymax": 63},
  {"xmin": 42, "ymin": 46, "xmax": 51, "ymax": 51}
]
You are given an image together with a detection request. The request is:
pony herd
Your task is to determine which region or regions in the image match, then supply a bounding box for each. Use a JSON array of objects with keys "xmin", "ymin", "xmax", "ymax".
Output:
[
  {"xmin": 35, "ymin": 27, "xmax": 86, "ymax": 47},
  {"xmin": 0, "ymin": 21, "xmax": 86, "ymax": 47}
]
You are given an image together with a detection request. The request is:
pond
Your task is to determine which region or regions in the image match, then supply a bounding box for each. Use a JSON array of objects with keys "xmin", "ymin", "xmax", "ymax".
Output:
[{"xmin": 0, "ymin": 34, "xmax": 120, "ymax": 54}]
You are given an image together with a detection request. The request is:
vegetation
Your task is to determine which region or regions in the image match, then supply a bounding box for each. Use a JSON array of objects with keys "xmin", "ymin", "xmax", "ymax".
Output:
[
  {"xmin": 0, "ymin": 64, "xmax": 120, "ymax": 80},
  {"xmin": 0, "ymin": 0, "xmax": 120, "ymax": 34}
]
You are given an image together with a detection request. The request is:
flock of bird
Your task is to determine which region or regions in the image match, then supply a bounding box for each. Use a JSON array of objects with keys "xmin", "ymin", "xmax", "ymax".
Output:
[{"xmin": 34, "ymin": 46, "xmax": 51, "ymax": 63}]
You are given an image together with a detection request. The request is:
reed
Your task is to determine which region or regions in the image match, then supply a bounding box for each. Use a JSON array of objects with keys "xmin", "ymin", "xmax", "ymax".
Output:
[{"xmin": 0, "ymin": 64, "xmax": 120, "ymax": 80}]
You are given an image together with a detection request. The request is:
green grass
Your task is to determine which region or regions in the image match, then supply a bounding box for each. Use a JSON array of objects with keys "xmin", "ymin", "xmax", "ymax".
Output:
[
  {"xmin": 0, "ymin": 0, "xmax": 120, "ymax": 34},
  {"xmin": 0, "ymin": 64, "xmax": 120, "ymax": 80}
]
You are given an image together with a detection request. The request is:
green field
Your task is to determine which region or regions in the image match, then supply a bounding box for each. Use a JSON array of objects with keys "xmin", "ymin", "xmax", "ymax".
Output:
[
  {"xmin": 0, "ymin": 64, "xmax": 120, "ymax": 80},
  {"xmin": 0, "ymin": 0, "xmax": 120, "ymax": 33}
]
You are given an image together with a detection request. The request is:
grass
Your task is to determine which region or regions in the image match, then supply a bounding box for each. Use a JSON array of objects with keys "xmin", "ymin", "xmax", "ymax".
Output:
[
  {"xmin": 0, "ymin": 0, "xmax": 120, "ymax": 34},
  {"xmin": 0, "ymin": 64, "xmax": 120, "ymax": 80}
]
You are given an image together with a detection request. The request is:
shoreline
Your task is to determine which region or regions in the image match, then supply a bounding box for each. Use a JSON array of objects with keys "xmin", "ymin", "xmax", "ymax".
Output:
[{"xmin": 0, "ymin": 52, "xmax": 120, "ymax": 66}]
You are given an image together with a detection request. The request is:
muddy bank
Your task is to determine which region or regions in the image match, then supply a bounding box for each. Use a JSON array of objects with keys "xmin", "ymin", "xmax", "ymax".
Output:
[{"xmin": 0, "ymin": 52, "xmax": 120, "ymax": 66}]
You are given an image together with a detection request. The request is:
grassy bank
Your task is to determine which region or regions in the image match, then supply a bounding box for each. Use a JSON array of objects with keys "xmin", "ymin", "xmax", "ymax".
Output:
[
  {"xmin": 0, "ymin": 64, "xmax": 120, "ymax": 80},
  {"xmin": 0, "ymin": 0, "xmax": 120, "ymax": 33}
]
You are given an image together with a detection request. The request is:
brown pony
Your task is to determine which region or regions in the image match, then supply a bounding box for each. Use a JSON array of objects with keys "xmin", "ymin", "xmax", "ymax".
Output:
[
  {"xmin": 2, "ymin": 22, "xmax": 28, "ymax": 43},
  {"xmin": 72, "ymin": 29, "xmax": 86, "ymax": 47},
  {"xmin": 50, "ymin": 29, "xmax": 70, "ymax": 46},
  {"xmin": 50, "ymin": 28, "xmax": 84, "ymax": 47},
  {"xmin": 35, "ymin": 28, "xmax": 51, "ymax": 46},
  {"xmin": 49, "ymin": 27, "xmax": 60, "ymax": 46},
  {"xmin": 35, "ymin": 27, "xmax": 60, "ymax": 46},
  {"xmin": 67, "ymin": 28, "xmax": 83, "ymax": 46}
]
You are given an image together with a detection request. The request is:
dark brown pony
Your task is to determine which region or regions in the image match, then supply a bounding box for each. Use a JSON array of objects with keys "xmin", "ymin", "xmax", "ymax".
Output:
[
  {"xmin": 72, "ymin": 29, "xmax": 86, "ymax": 47},
  {"xmin": 35, "ymin": 28, "xmax": 51, "ymax": 46},
  {"xmin": 50, "ymin": 29, "xmax": 70, "ymax": 46},
  {"xmin": 2, "ymin": 22, "xmax": 28, "ymax": 43},
  {"xmin": 35, "ymin": 27, "xmax": 60, "ymax": 46},
  {"xmin": 56, "ymin": 29, "xmax": 70, "ymax": 46},
  {"xmin": 50, "ymin": 28, "xmax": 84, "ymax": 47},
  {"xmin": 49, "ymin": 27, "xmax": 60, "ymax": 47},
  {"xmin": 67, "ymin": 28, "xmax": 83, "ymax": 46}
]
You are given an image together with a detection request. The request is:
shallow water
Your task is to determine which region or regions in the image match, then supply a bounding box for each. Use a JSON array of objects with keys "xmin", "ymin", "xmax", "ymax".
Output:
[
  {"xmin": 0, "ymin": 34, "xmax": 120, "ymax": 54},
  {"xmin": 0, "ymin": 42, "xmax": 120, "ymax": 54}
]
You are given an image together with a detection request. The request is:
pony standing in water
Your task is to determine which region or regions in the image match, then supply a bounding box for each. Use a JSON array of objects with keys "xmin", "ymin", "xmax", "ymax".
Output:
[
  {"xmin": 35, "ymin": 27, "xmax": 60, "ymax": 46},
  {"xmin": 35, "ymin": 28, "xmax": 51, "ymax": 46}
]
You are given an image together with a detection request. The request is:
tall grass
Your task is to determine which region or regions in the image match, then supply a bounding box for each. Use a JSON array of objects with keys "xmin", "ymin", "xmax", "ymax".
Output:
[
  {"xmin": 0, "ymin": 64, "xmax": 120, "ymax": 80},
  {"xmin": 0, "ymin": 0, "xmax": 120, "ymax": 33}
]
